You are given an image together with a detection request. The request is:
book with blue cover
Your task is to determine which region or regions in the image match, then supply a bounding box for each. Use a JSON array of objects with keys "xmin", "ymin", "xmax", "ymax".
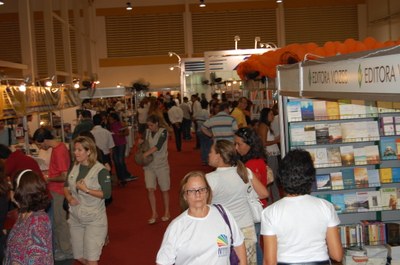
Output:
[
  {"xmin": 392, "ymin": 167, "xmax": 400, "ymax": 182},
  {"xmin": 367, "ymin": 169, "xmax": 381, "ymax": 187},
  {"xmin": 342, "ymin": 169, "xmax": 355, "ymax": 189},
  {"xmin": 300, "ymin": 100, "xmax": 315, "ymax": 121},
  {"xmin": 316, "ymin": 174, "xmax": 331, "ymax": 190},
  {"xmin": 380, "ymin": 137, "xmax": 398, "ymax": 160},
  {"xmin": 287, "ymin": 100, "xmax": 302, "ymax": 122},
  {"xmin": 331, "ymin": 193, "xmax": 345, "ymax": 213}
]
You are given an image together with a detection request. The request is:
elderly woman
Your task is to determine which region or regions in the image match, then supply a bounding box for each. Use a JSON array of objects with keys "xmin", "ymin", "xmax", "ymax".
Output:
[
  {"xmin": 64, "ymin": 136, "xmax": 112, "ymax": 265},
  {"xmin": 261, "ymin": 149, "xmax": 343, "ymax": 265},
  {"xmin": 206, "ymin": 140, "xmax": 267, "ymax": 265},
  {"xmin": 235, "ymin": 127, "xmax": 269, "ymax": 265},
  {"xmin": 156, "ymin": 171, "xmax": 247, "ymax": 265}
]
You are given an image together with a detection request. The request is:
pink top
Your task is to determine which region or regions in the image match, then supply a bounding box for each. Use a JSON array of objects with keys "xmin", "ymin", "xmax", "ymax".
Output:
[
  {"xmin": 245, "ymin": 158, "xmax": 268, "ymax": 207},
  {"xmin": 4, "ymin": 211, "xmax": 53, "ymax": 265},
  {"xmin": 48, "ymin": 143, "xmax": 70, "ymax": 195},
  {"xmin": 110, "ymin": 121, "xmax": 127, "ymax": 146}
]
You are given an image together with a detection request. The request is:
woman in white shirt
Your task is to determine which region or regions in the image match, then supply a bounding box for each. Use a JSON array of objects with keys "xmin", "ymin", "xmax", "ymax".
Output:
[
  {"xmin": 206, "ymin": 140, "xmax": 265, "ymax": 265},
  {"xmin": 156, "ymin": 171, "xmax": 247, "ymax": 265}
]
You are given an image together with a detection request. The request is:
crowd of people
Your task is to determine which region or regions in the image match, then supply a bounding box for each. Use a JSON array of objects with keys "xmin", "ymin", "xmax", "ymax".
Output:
[{"xmin": 0, "ymin": 91, "xmax": 344, "ymax": 265}]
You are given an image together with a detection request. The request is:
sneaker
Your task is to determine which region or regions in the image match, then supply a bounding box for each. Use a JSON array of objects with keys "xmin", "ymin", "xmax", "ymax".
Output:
[{"xmin": 125, "ymin": 176, "xmax": 138, "ymax": 182}]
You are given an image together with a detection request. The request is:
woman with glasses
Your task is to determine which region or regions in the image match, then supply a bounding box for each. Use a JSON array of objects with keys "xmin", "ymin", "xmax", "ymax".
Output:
[
  {"xmin": 258, "ymin": 107, "xmax": 281, "ymax": 203},
  {"xmin": 206, "ymin": 140, "xmax": 266, "ymax": 265},
  {"xmin": 234, "ymin": 127, "xmax": 269, "ymax": 265},
  {"xmin": 156, "ymin": 171, "xmax": 247, "ymax": 265}
]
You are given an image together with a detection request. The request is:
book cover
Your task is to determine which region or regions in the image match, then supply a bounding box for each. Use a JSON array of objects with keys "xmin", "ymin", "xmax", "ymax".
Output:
[
  {"xmin": 380, "ymin": 187, "xmax": 398, "ymax": 210},
  {"xmin": 315, "ymin": 193, "xmax": 331, "ymax": 203},
  {"xmin": 379, "ymin": 168, "xmax": 393, "ymax": 183},
  {"xmin": 330, "ymin": 172, "xmax": 344, "ymax": 190},
  {"xmin": 356, "ymin": 191, "xmax": 369, "ymax": 212},
  {"xmin": 377, "ymin": 101, "xmax": 394, "ymax": 113},
  {"xmin": 327, "ymin": 147, "xmax": 342, "ymax": 167},
  {"xmin": 316, "ymin": 174, "xmax": 331, "ymax": 190},
  {"xmin": 340, "ymin": 145, "xmax": 355, "ymax": 166},
  {"xmin": 354, "ymin": 146, "xmax": 367, "ymax": 165},
  {"xmin": 392, "ymin": 167, "xmax": 400, "ymax": 183},
  {"xmin": 342, "ymin": 169, "xmax": 355, "ymax": 189},
  {"xmin": 354, "ymin": 167, "xmax": 369, "ymax": 188},
  {"xmin": 396, "ymin": 138, "xmax": 400, "ymax": 159},
  {"xmin": 344, "ymin": 192, "xmax": 358, "ymax": 212},
  {"xmin": 354, "ymin": 121, "xmax": 369, "ymax": 142},
  {"xmin": 380, "ymin": 137, "xmax": 398, "ymax": 160},
  {"xmin": 351, "ymin": 99, "xmax": 367, "ymax": 118},
  {"xmin": 385, "ymin": 223, "xmax": 400, "ymax": 245},
  {"xmin": 313, "ymin": 100, "xmax": 327, "ymax": 121},
  {"xmin": 300, "ymin": 100, "xmax": 315, "ymax": 121},
  {"xmin": 339, "ymin": 99, "xmax": 354, "ymax": 119},
  {"xmin": 395, "ymin": 116, "xmax": 400, "ymax": 135},
  {"xmin": 315, "ymin": 123, "xmax": 329, "ymax": 144},
  {"xmin": 367, "ymin": 191, "xmax": 382, "ymax": 210},
  {"xmin": 326, "ymin": 101, "xmax": 340, "ymax": 120},
  {"xmin": 364, "ymin": 145, "xmax": 380, "ymax": 165},
  {"xmin": 328, "ymin": 123, "xmax": 342, "ymax": 144},
  {"xmin": 365, "ymin": 101, "xmax": 378, "ymax": 117},
  {"xmin": 367, "ymin": 169, "xmax": 381, "ymax": 187},
  {"xmin": 286, "ymin": 101, "xmax": 302, "ymax": 122},
  {"xmin": 289, "ymin": 124, "xmax": 305, "ymax": 146},
  {"xmin": 314, "ymin": 148, "xmax": 328, "ymax": 168},
  {"xmin": 331, "ymin": 193, "xmax": 345, "ymax": 213},
  {"xmin": 341, "ymin": 122, "xmax": 359, "ymax": 143},
  {"xmin": 303, "ymin": 125, "xmax": 316, "ymax": 145},
  {"xmin": 380, "ymin": 116, "xmax": 395, "ymax": 136},
  {"xmin": 365, "ymin": 121, "xmax": 380, "ymax": 141}
]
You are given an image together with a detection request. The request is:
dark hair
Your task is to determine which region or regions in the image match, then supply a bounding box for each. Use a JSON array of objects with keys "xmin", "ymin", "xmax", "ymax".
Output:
[
  {"xmin": 218, "ymin": 102, "xmax": 230, "ymax": 112},
  {"xmin": 279, "ymin": 149, "xmax": 316, "ymax": 195},
  {"xmin": 146, "ymin": 114, "xmax": 160, "ymax": 125},
  {"xmin": 81, "ymin": 110, "xmax": 92, "ymax": 119},
  {"xmin": 200, "ymin": 100, "xmax": 208, "ymax": 109},
  {"xmin": 0, "ymin": 144, "xmax": 11, "ymax": 159},
  {"xmin": 13, "ymin": 170, "xmax": 50, "ymax": 213},
  {"xmin": 93, "ymin": 114, "xmax": 102, "ymax": 126},
  {"xmin": 259, "ymin": 107, "xmax": 274, "ymax": 135},
  {"xmin": 179, "ymin": 171, "xmax": 212, "ymax": 211},
  {"xmin": 234, "ymin": 127, "xmax": 266, "ymax": 163},
  {"xmin": 213, "ymin": 140, "xmax": 249, "ymax": 183},
  {"xmin": 32, "ymin": 128, "xmax": 54, "ymax": 143},
  {"xmin": 79, "ymin": 131, "xmax": 96, "ymax": 142},
  {"xmin": 109, "ymin": 112, "xmax": 120, "ymax": 122},
  {"xmin": 0, "ymin": 160, "xmax": 10, "ymax": 196}
]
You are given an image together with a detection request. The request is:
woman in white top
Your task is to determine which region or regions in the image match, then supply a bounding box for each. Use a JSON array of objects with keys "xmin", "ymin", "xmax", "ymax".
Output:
[
  {"xmin": 206, "ymin": 140, "xmax": 266, "ymax": 265},
  {"xmin": 258, "ymin": 107, "xmax": 281, "ymax": 203},
  {"xmin": 156, "ymin": 171, "xmax": 247, "ymax": 265},
  {"xmin": 261, "ymin": 149, "xmax": 343, "ymax": 265}
]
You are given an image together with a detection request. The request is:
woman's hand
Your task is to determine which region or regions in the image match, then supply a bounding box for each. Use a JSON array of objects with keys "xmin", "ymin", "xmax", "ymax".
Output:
[
  {"xmin": 69, "ymin": 197, "xmax": 79, "ymax": 206},
  {"xmin": 138, "ymin": 138, "xmax": 144, "ymax": 144},
  {"xmin": 76, "ymin": 179, "xmax": 88, "ymax": 193}
]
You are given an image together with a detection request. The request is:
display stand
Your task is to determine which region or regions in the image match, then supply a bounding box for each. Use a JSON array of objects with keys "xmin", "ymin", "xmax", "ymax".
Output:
[{"xmin": 276, "ymin": 46, "xmax": 400, "ymax": 249}]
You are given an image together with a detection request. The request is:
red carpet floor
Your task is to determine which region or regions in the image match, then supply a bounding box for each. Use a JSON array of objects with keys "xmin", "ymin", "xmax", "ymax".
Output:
[{"xmin": 89, "ymin": 137, "xmax": 213, "ymax": 265}]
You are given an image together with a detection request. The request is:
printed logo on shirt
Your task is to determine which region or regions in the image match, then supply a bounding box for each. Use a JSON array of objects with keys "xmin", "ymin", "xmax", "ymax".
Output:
[{"xmin": 216, "ymin": 234, "xmax": 229, "ymax": 257}]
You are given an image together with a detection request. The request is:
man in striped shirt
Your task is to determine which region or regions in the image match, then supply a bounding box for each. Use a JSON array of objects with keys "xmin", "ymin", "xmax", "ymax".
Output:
[{"xmin": 201, "ymin": 102, "xmax": 238, "ymax": 143}]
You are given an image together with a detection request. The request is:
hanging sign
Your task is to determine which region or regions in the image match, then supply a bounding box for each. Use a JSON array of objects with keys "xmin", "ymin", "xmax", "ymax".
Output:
[{"xmin": 302, "ymin": 47, "xmax": 400, "ymax": 95}]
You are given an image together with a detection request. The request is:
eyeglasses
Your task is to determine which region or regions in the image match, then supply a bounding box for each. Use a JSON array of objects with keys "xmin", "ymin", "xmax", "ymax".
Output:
[{"xmin": 185, "ymin": 187, "xmax": 208, "ymax": 196}]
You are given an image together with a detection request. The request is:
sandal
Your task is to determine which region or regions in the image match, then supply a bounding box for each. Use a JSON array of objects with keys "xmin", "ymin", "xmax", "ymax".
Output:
[
  {"xmin": 148, "ymin": 215, "xmax": 158, "ymax": 225},
  {"xmin": 161, "ymin": 215, "xmax": 170, "ymax": 222}
]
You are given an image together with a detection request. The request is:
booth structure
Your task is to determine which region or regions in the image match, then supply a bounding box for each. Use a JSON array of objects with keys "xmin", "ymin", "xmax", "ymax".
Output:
[{"xmin": 276, "ymin": 46, "xmax": 400, "ymax": 238}]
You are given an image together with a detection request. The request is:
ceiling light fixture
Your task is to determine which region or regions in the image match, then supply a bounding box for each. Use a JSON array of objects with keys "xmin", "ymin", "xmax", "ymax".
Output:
[
  {"xmin": 234, "ymin": 35, "xmax": 240, "ymax": 50},
  {"xmin": 199, "ymin": 0, "xmax": 206, "ymax": 8},
  {"xmin": 276, "ymin": 0, "xmax": 283, "ymax": 3},
  {"xmin": 254, "ymin": 37, "xmax": 261, "ymax": 49},
  {"xmin": 0, "ymin": 2, "xmax": 4, "ymax": 6},
  {"xmin": 126, "ymin": 2, "xmax": 132, "ymax": 11}
]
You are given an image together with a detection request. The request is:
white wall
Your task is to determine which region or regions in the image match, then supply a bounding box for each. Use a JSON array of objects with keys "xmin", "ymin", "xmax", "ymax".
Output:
[{"xmin": 367, "ymin": 0, "xmax": 400, "ymax": 41}]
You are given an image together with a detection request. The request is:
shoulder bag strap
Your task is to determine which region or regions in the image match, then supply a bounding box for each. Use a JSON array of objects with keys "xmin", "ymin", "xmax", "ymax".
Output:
[{"xmin": 214, "ymin": 204, "xmax": 234, "ymax": 245}]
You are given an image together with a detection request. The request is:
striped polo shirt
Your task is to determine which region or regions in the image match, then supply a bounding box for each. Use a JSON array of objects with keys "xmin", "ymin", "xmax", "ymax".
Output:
[{"xmin": 202, "ymin": 111, "xmax": 238, "ymax": 142}]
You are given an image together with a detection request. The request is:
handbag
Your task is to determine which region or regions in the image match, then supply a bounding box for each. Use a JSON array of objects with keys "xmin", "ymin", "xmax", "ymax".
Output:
[
  {"xmin": 267, "ymin": 166, "xmax": 274, "ymax": 185},
  {"xmin": 214, "ymin": 204, "xmax": 240, "ymax": 265},
  {"xmin": 134, "ymin": 130, "xmax": 153, "ymax": 166},
  {"xmin": 247, "ymin": 180, "xmax": 264, "ymax": 223}
]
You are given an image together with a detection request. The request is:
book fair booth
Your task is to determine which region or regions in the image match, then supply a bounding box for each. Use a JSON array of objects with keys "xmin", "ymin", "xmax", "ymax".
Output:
[{"xmin": 274, "ymin": 45, "xmax": 400, "ymax": 264}]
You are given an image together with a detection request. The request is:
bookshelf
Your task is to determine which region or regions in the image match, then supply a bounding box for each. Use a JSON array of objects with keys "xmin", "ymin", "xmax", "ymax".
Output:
[
  {"xmin": 282, "ymin": 98, "xmax": 400, "ymax": 244},
  {"xmin": 242, "ymin": 79, "xmax": 276, "ymax": 120}
]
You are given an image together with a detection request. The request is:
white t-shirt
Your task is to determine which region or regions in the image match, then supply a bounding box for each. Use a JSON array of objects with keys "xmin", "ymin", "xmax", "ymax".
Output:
[
  {"xmin": 156, "ymin": 205, "xmax": 244, "ymax": 265},
  {"xmin": 261, "ymin": 194, "xmax": 340, "ymax": 262},
  {"xmin": 206, "ymin": 167, "xmax": 254, "ymax": 228}
]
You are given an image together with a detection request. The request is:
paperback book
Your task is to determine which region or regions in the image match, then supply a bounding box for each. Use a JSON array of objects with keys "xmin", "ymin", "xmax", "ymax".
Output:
[
  {"xmin": 367, "ymin": 169, "xmax": 381, "ymax": 187},
  {"xmin": 327, "ymin": 147, "xmax": 342, "ymax": 167},
  {"xmin": 365, "ymin": 121, "xmax": 380, "ymax": 141},
  {"xmin": 300, "ymin": 100, "xmax": 315, "ymax": 121},
  {"xmin": 339, "ymin": 99, "xmax": 354, "ymax": 119},
  {"xmin": 287, "ymin": 101, "xmax": 302, "ymax": 122},
  {"xmin": 367, "ymin": 190, "xmax": 382, "ymax": 210},
  {"xmin": 392, "ymin": 167, "xmax": 400, "ymax": 183},
  {"xmin": 342, "ymin": 169, "xmax": 355, "ymax": 189},
  {"xmin": 380, "ymin": 187, "xmax": 398, "ymax": 210},
  {"xmin": 314, "ymin": 148, "xmax": 329, "ymax": 168},
  {"xmin": 328, "ymin": 123, "xmax": 342, "ymax": 144},
  {"xmin": 380, "ymin": 137, "xmax": 398, "ymax": 160},
  {"xmin": 315, "ymin": 123, "xmax": 330, "ymax": 144},
  {"xmin": 340, "ymin": 145, "xmax": 355, "ymax": 166},
  {"xmin": 380, "ymin": 116, "xmax": 395, "ymax": 136},
  {"xmin": 342, "ymin": 122, "xmax": 360, "ymax": 143},
  {"xmin": 344, "ymin": 192, "xmax": 358, "ymax": 213},
  {"xmin": 377, "ymin": 101, "xmax": 394, "ymax": 113},
  {"xmin": 351, "ymin": 100, "xmax": 367, "ymax": 118},
  {"xmin": 290, "ymin": 124, "xmax": 305, "ymax": 146},
  {"xmin": 395, "ymin": 116, "xmax": 400, "ymax": 135},
  {"xmin": 354, "ymin": 167, "xmax": 369, "ymax": 188},
  {"xmin": 303, "ymin": 125, "xmax": 316, "ymax": 145},
  {"xmin": 326, "ymin": 101, "xmax": 340, "ymax": 120},
  {"xmin": 379, "ymin": 168, "xmax": 393, "ymax": 183},
  {"xmin": 331, "ymin": 193, "xmax": 345, "ymax": 213},
  {"xmin": 356, "ymin": 191, "xmax": 369, "ymax": 212},
  {"xmin": 354, "ymin": 146, "xmax": 367, "ymax": 165},
  {"xmin": 330, "ymin": 172, "xmax": 344, "ymax": 190},
  {"xmin": 316, "ymin": 174, "xmax": 331, "ymax": 190},
  {"xmin": 313, "ymin": 100, "xmax": 328, "ymax": 121},
  {"xmin": 365, "ymin": 101, "xmax": 378, "ymax": 117},
  {"xmin": 364, "ymin": 145, "xmax": 380, "ymax": 165}
]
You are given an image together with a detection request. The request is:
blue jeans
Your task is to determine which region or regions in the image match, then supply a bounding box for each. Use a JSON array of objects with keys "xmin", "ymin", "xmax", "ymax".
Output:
[
  {"xmin": 255, "ymin": 222, "xmax": 263, "ymax": 265},
  {"xmin": 182, "ymin": 118, "xmax": 192, "ymax": 140},
  {"xmin": 112, "ymin": 144, "xmax": 132, "ymax": 181},
  {"xmin": 197, "ymin": 131, "xmax": 212, "ymax": 163}
]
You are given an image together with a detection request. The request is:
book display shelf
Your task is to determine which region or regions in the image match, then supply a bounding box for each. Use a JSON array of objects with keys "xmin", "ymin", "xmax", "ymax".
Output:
[
  {"xmin": 242, "ymin": 79, "xmax": 276, "ymax": 120},
  {"xmin": 283, "ymin": 97, "xmax": 400, "ymax": 248}
]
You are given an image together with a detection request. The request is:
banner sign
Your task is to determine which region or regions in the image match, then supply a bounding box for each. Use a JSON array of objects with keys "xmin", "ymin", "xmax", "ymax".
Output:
[{"xmin": 302, "ymin": 52, "xmax": 400, "ymax": 94}]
